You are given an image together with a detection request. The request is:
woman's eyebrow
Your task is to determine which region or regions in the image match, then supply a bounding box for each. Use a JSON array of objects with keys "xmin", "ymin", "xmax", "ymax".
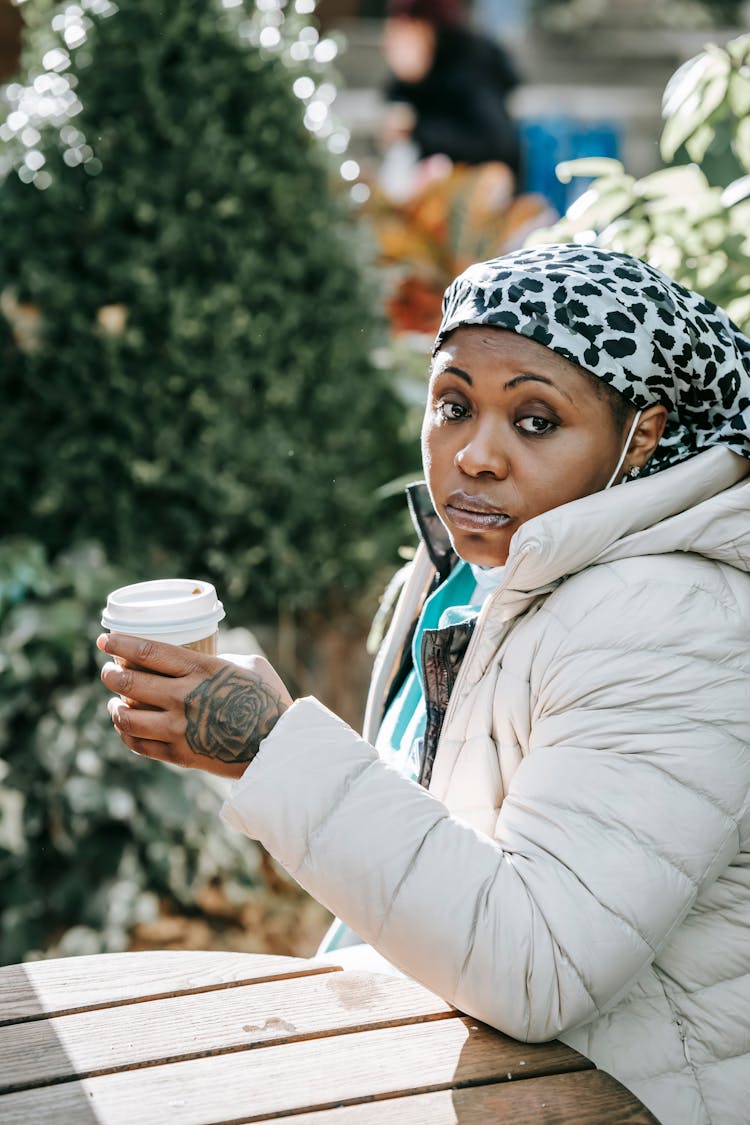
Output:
[
  {"xmin": 504, "ymin": 373, "xmax": 574, "ymax": 403},
  {"xmin": 437, "ymin": 365, "xmax": 472, "ymax": 385}
]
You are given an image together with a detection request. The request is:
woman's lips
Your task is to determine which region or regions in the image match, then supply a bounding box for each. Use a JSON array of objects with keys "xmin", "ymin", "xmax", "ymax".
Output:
[{"xmin": 444, "ymin": 492, "xmax": 513, "ymax": 532}]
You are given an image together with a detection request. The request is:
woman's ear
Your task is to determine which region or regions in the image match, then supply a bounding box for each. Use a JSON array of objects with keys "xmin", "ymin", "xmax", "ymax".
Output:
[{"xmin": 627, "ymin": 404, "xmax": 668, "ymax": 472}]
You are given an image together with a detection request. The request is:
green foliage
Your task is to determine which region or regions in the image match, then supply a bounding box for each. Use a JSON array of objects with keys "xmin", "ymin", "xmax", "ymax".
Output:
[
  {"xmin": 0, "ymin": 0, "xmax": 410, "ymax": 621},
  {"xmin": 660, "ymin": 34, "xmax": 750, "ymax": 183},
  {"xmin": 0, "ymin": 538, "xmax": 260, "ymax": 964},
  {"xmin": 0, "ymin": 0, "xmax": 412, "ymax": 964},
  {"xmin": 530, "ymin": 33, "xmax": 750, "ymax": 331}
]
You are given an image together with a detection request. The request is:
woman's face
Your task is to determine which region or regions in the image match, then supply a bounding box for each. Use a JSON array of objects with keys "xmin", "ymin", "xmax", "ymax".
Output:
[{"xmin": 421, "ymin": 326, "xmax": 628, "ymax": 567}]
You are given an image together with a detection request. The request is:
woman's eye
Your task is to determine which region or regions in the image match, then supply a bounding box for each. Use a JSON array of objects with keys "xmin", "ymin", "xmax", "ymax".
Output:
[
  {"xmin": 438, "ymin": 400, "xmax": 469, "ymax": 422},
  {"xmin": 516, "ymin": 415, "xmax": 557, "ymax": 435}
]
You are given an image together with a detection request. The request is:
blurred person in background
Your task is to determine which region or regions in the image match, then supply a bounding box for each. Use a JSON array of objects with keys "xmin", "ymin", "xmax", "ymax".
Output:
[{"xmin": 378, "ymin": 0, "xmax": 521, "ymax": 198}]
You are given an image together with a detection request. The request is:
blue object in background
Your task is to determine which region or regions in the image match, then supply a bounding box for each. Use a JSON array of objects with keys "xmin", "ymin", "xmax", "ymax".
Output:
[
  {"xmin": 475, "ymin": 0, "xmax": 531, "ymax": 37},
  {"xmin": 519, "ymin": 117, "xmax": 621, "ymax": 214}
]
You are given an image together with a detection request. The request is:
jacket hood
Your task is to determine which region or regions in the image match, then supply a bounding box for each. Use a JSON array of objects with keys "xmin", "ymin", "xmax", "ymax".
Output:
[
  {"xmin": 509, "ymin": 446, "xmax": 750, "ymax": 592},
  {"xmin": 410, "ymin": 446, "xmax": 750, "ymax": 599}
]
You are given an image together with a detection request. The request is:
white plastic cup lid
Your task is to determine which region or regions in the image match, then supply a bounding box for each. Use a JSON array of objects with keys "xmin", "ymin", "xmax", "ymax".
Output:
[{"xmin": 101, "ymin": 579, "xmax": 225, "ymax": 645}]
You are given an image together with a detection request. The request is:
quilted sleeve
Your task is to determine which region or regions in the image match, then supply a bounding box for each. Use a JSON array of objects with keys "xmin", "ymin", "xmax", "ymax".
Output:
[{"xmin": 221, "ymin": 559, "xmax": 750, "ymax": 1041}]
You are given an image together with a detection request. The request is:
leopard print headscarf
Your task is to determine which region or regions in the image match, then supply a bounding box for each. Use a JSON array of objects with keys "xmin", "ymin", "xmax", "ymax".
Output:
[{"xmin": 435, "ymin": 244, "xmax": 750, "ymax": 474}]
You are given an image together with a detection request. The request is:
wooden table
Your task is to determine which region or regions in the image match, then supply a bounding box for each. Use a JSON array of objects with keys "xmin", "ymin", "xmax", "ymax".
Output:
[{"xmin": 0, "ymin": 950, "xmax": 658, "ymax": 1123}]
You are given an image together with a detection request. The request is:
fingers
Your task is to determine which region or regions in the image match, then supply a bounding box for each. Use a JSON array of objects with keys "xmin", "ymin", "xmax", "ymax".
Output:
[
  {"xmin": 101, "ymin": 659, "xmax": 184, "ymax": 709},
  {"xmin": 97, "ymin": 633, "xmax": 217, "ymax": 678},
  {"xmin": 117, "ymin": 729, "xmax": 177, "ymax": 763},
  {"xmin": 109, "ymin": 700, "xmax": 247, "ymax": 779},
  {"xmin": 108, "ymin": 697, "xmax": 181, "ymax": 744}
]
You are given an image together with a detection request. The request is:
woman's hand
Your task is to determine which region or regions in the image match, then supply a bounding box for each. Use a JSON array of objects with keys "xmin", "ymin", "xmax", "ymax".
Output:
[{"xmin": 98, "ymin": 633, "xmax": 292, "ymax": 779}]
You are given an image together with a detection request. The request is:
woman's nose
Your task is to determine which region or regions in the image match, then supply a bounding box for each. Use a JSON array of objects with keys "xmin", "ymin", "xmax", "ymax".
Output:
[{"xmin": 455, "ymin": 425, "xmax": 509, "ymax": 478}]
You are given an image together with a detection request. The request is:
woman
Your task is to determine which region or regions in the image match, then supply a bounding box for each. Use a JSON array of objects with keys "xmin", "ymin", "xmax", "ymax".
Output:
[{"xmin": 100, "ymin": 244, "xmax": 750, "ymax": 1125}]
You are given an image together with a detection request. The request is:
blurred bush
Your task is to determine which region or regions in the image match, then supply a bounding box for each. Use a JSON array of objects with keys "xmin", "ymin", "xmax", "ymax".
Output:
[
  {"xmin": 0, "ymin": 0, "xmax": 412, "ymax": 962},
  {"xmin": 0, "ymin": 538, "xmax": 262, "ymax": 964},
  {"xmin": 529, "ymin": 33, "xmax": 750, "ymax": 331},
  {"xmin": 0, "ymin": 0, "xmax": 410, "ymax": 620}
]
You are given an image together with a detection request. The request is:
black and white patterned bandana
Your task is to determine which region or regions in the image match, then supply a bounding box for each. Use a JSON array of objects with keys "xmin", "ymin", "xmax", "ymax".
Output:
[{"xmin": 435, "ymin": 243, "xmax": 750, "ymax": 474}]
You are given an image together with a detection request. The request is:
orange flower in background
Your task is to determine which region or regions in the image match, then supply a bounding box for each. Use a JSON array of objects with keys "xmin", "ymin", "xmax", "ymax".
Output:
[
  {"xmin": 365, "ymin": 161, "xmax": 555, "ymax": 336},
  {"xmin": 387, "ymin": 276, "xmax": 444, "ymax": 336}
]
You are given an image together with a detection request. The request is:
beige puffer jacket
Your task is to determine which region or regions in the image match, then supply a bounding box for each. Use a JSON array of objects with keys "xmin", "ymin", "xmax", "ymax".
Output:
[{"xmin": 222, "ymin": 446, "xmax": 750, "ymax": 1125}]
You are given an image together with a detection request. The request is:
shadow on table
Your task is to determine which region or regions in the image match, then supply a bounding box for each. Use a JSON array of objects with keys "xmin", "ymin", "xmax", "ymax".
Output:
[
  {"xmin": 448, "ymin": 1016, "xmax": 660, "ymax": 1124},
  {"xmin": 0, "ymin": 963, "xmax": 101, "ymax": 1123}
]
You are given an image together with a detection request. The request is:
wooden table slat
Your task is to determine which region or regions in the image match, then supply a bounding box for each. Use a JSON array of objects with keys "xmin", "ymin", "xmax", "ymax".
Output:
[
  {"xmin": 0, "ymin": 1014, "xmax": 594, "ymax": 1125},
  {"xmin": 249, "ymin": 1069, "xmax": 660, "ymax": 1124},
  {"xmin": 0, "ymin": 970, "xmax": 456, "ymax": 1093},
  {"xmin": 0, "ymin": 951, "xmax": 337, "ymax": 1025}
]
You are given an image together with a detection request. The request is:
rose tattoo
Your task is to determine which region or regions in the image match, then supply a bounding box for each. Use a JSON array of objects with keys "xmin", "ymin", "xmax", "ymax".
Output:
[{"xmin": 184, "ymin": 667, "xmax": 285, "ymax": 764}]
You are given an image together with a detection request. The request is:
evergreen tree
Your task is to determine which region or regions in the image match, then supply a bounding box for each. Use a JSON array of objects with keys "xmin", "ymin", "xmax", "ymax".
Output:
[{"xmin": 0, "ymin": 0, "xmax": 409, "ymax": 618}]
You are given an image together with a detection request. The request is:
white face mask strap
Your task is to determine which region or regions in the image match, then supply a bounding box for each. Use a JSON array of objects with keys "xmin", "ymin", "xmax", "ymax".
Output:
[{"xmin": 604, "ymin": 409, "xmax": 643, "ymax": 490}]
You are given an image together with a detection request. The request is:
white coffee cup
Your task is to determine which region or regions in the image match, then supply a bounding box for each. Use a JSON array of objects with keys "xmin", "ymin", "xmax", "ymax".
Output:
[{"xmin": 101, "ymin": 579, "xmax": 225, "ymax": 655}]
